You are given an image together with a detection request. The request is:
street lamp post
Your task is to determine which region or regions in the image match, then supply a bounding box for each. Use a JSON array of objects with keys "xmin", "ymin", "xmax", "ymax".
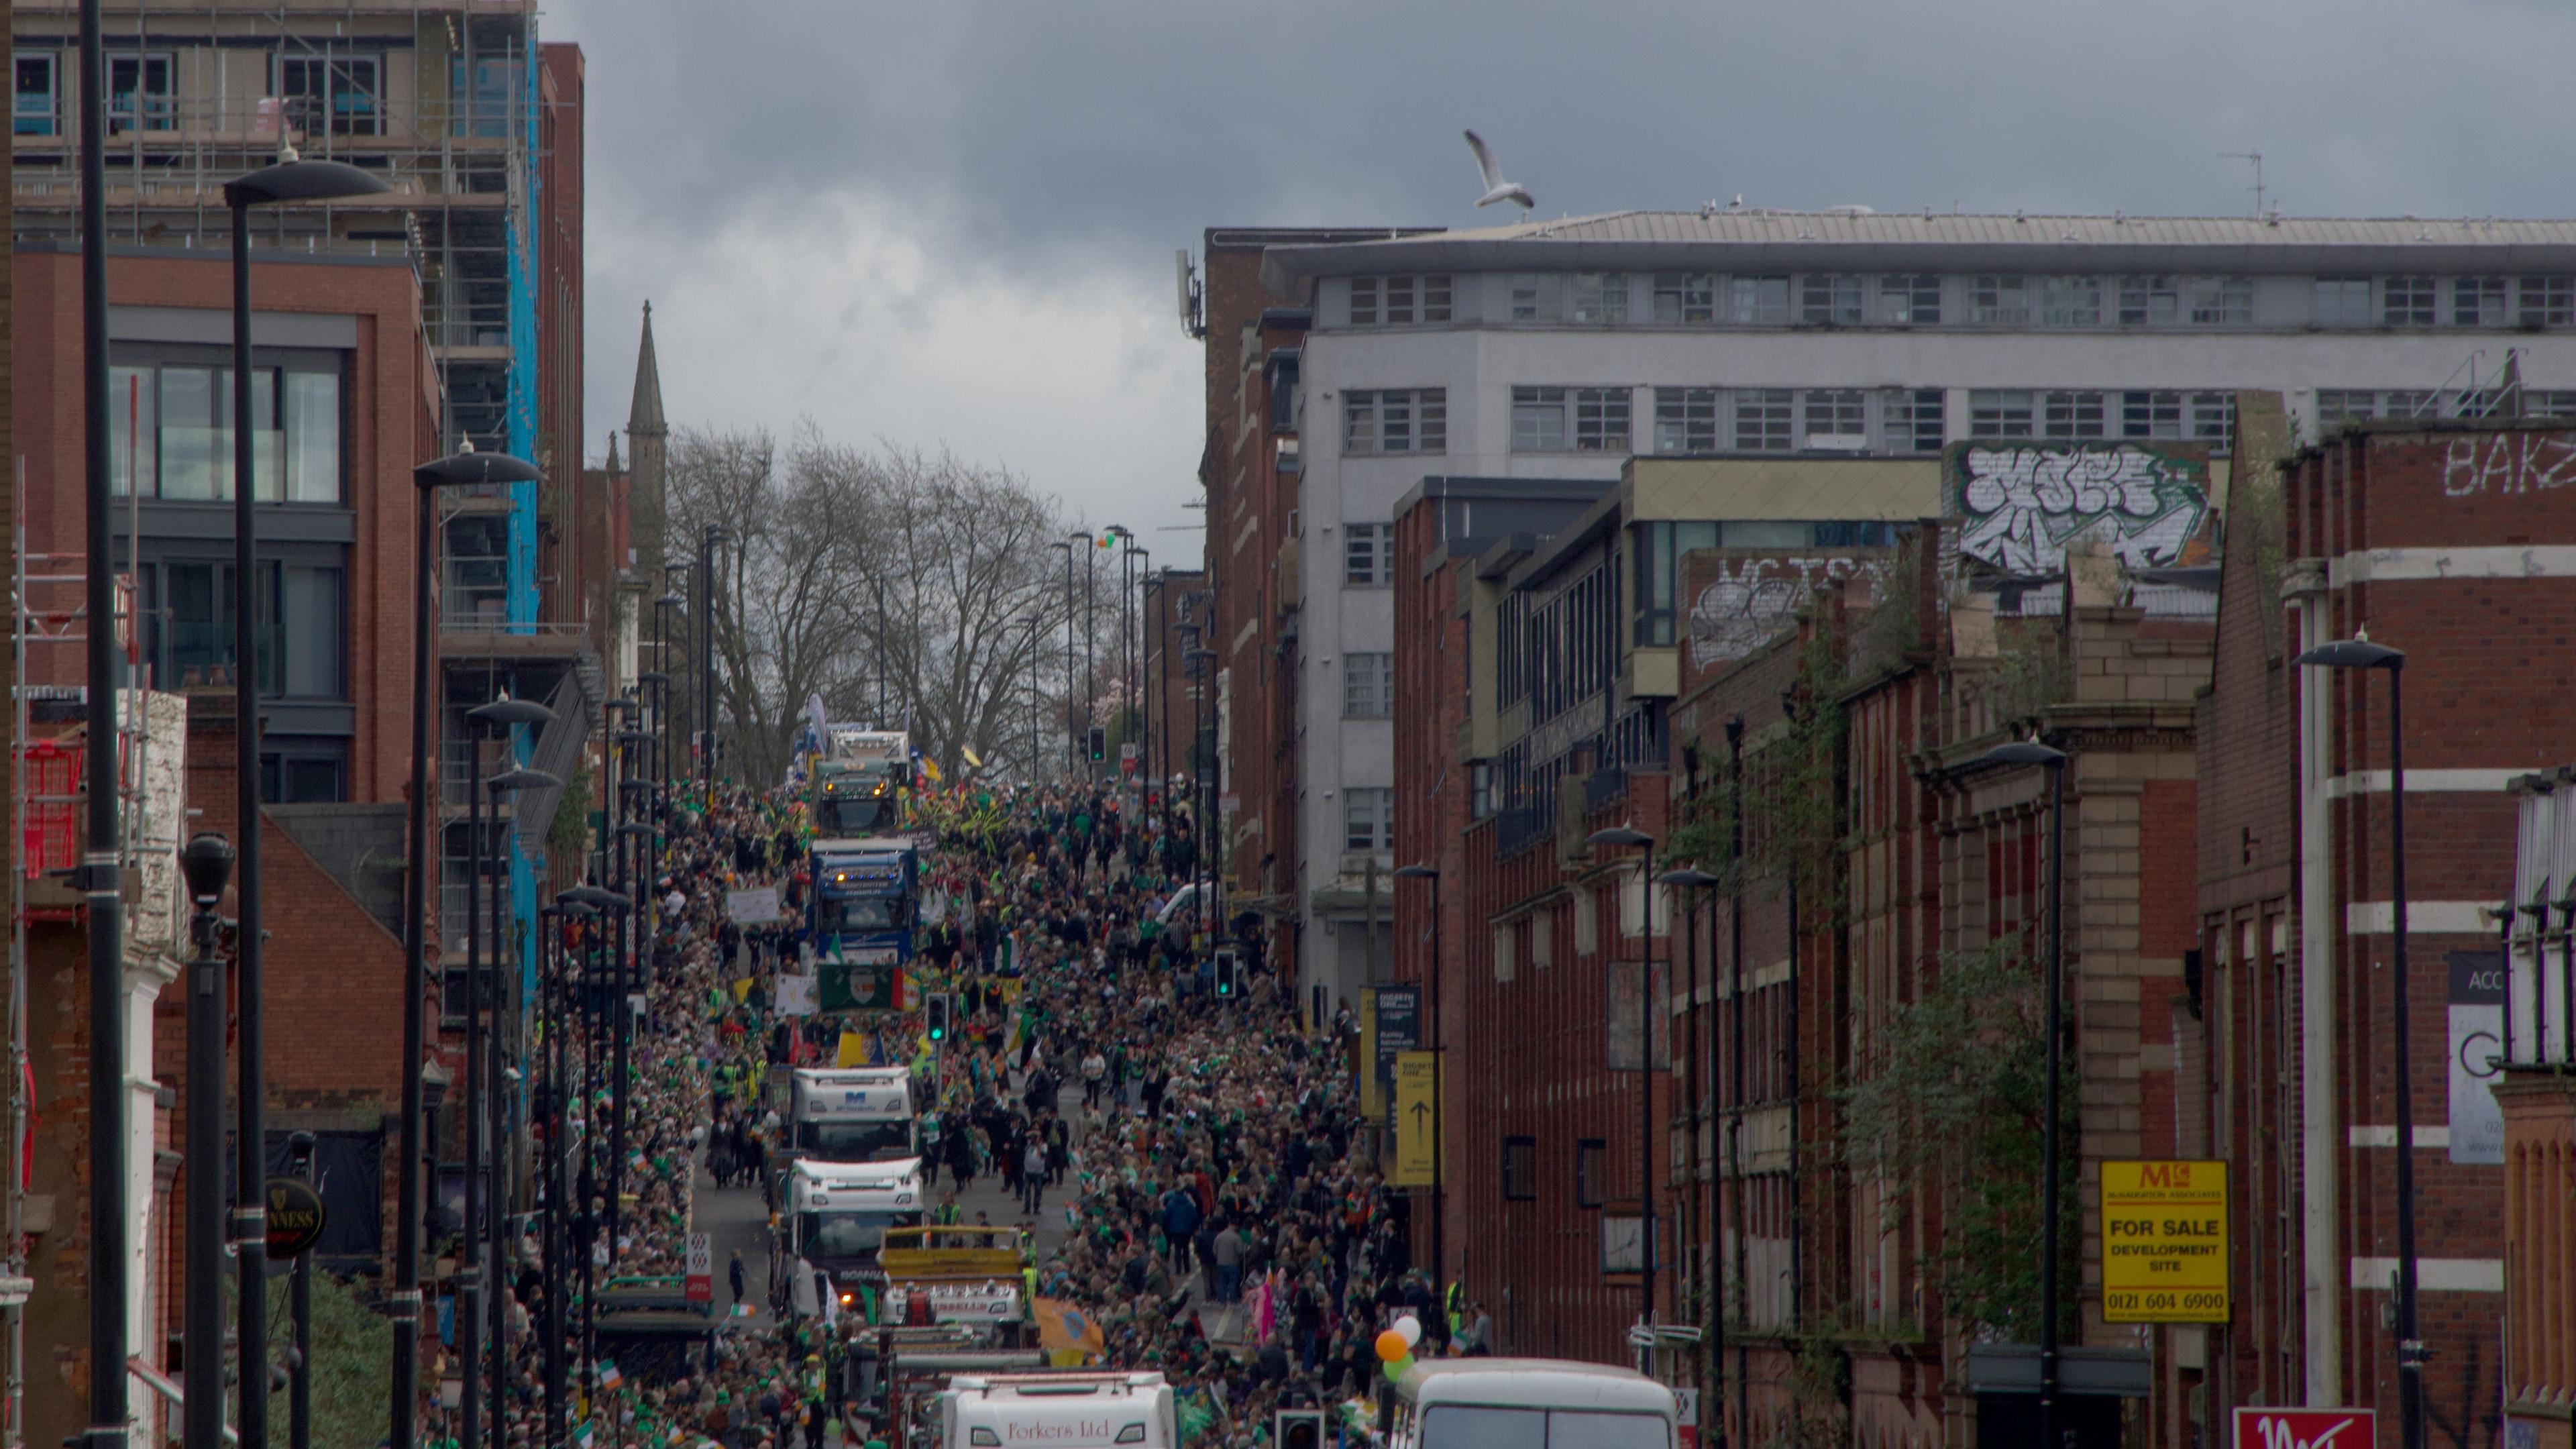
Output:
[
  {"xmin": 2298, "ymin": 635, "xmax": 2420, "ymax": 1449},
  {"xmin": 696, "ymin": 526, "xmax": 733, "ymax": 794},
  {"xmin": 458, "ymin": 701, "xmax": 554, "ymax": 1449},
  {"xmin": 1658, "ymin": 867, "xmax": 1724, "ymax": 1425},
  {"xmin": 398, "ymin": 447, "xmax": 543, "ymax": 1449},
  {"xmin": 1077, "ymin": 529, "xmax": 1099, "ymax": 774},
  {"xmin": 1130, "ymin": 543, "xmax": 1149, "ymax": 791},
  {"xmin": 1589, "ymin": 826, "xmax": 1662, "ymax": 1366},
  {"xmin": 180, "ymin": 833, "xmax": 235, "ymax": 1449},
  {"xmin": 1950, "ymin": 737, "xmax": 2070, "ymax": 1444},
  {"xmin": 1050, "ymin": 540, "xmax": 1075, "ymax": 776},
  {"xmin": 223, "ymin": 153, "xmax": 388, "ymax": 1449},
  {"xmin": 286, "ymin": 1130, "xmax": 318, "ymax": 1449},
  {"xmin": 1186, "ymin": 647, "xmax": 1218, "ymax": 954},
  {"xmin": 1393, "ymin": 865, "xmax": 1444, "ymax": 1318}
]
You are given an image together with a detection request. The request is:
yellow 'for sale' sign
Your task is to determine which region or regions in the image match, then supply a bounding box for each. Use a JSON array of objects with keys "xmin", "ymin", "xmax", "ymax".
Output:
[{"xmin": 2101, "ymin": 1159, "xmax": 2229, "ymax": 1323}]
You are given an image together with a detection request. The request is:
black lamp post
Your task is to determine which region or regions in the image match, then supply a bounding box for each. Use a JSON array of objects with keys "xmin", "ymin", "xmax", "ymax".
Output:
[
  {"xmin": 1393, "ymin": 864, "xmax": 1444, "ymax": 1316},
  {"xmin": 549, "ymin": 892, "xmax": 602, "ymax": 1449},
  {"xmin": 1589, "ymin": 825, "xmax": 1662, "ymax": 1364},
  {"xmin": 220, "ymin": 152, "xmax": 387, "ymax": 1449},
  {"xmin": 653, "ymin": 586, "xmax": 684, "ymax": 782},
  {"xmin": 1951, "ymin": 737, "xmax": 2069, "ymax": 1443},
  {"xmin": 398, "ymin": 447, "xmax": 541, "ymax": 1449},
  {"xmin": 1050, "ymin": 540, "xmax": 1075, "ymax": 776},
  {"xmin": 1075, "ymin": 530, "xmax": 1099, "ymax": 773},
  {"xmin": 456, "ymin": 700, "xmax": 553, "ymax": 1449},
  {"xmin": 180, "ymin": 832, "xmax": 235, "ymax": 1449},
  {"xmin": 697, "ymin": 525, "xmax": 733, "ymax": 794},
  {"xmin": 286, "ymin": 1129, "xmax": 318, "ymax": 1449},
  {"xmin": 1658, "ymin": 866, "xmax": 1724, "ymax": 1422},
  {"xmin": 2297, "ymin": 635, "xmax": 2420, "ymax": 1449},
  {"xmin": 1186, "ymin": 647, "xmax": 1218, "ymax": 947},
  {"xmin": 562, "ymin": 881, "xmax": 633, "ymax": 1295}
]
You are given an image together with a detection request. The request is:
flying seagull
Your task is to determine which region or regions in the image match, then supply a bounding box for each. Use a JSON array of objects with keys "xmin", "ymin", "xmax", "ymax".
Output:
[{"xmin": 1464, "ymin": 129, "xmax": 1534, "ymax": 209}]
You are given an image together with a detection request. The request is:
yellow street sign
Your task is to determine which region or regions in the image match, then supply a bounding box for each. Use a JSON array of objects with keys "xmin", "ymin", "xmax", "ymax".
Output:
[
  {"xmin": 1389, "ymin": 1051, "xmax": 1440, "ymax": 1188},
  {"xmin": 2101, "ymin": 1159, "xmax": 2229, "ymax": 1323}
]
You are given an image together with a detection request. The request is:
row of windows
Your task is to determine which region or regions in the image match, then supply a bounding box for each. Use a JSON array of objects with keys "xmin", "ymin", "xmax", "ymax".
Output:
[
  {"xmin": 15, "ymin": 49, "xmax": 390, "ymax": 138},
  {"xmin": 2316, "ymin": 386, "xmax": 2576, "ymax": 423},
  {"xmin": 1497, "ymin": 1136, "xmax": 1617, "ymax": 1206},
  {"xmin": 1343, "ymin": 270, "xmax": 2576, "ymax": 330},
  {"xmin": 1349, "ymin": 385, "xmax": 2241, "ymax": 456},
  {"xmin": 109, "ymin": 361, "xmax": 345, "ymax": 504}
]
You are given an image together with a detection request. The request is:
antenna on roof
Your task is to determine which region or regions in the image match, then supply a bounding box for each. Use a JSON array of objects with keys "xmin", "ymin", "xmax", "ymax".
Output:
[
  {"xmin": 2221, "ymin": 151, "xmax": 2265, "ymax": 219},
  {"xmin": 1175, "ymin": 250, "xmax": 1204, "ymax": 341}
]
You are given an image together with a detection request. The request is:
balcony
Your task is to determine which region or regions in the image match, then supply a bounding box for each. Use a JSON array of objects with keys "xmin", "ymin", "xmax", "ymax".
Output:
[{"xmin": 1495, "ymin": 804, "xmax": 1554, "ymax": 862}]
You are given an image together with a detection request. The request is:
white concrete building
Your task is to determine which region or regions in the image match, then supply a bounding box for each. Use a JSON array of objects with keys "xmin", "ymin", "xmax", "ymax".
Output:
[{"xmin": 1256, "ymin": 208, "xmax": 2576, "ymax": 1010}]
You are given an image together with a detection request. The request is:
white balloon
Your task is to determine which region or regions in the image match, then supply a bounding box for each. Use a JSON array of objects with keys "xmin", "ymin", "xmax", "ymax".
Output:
[{"xmin": 1395, "ymin": 1315, "xmax": 1423, "ymax": 1346}]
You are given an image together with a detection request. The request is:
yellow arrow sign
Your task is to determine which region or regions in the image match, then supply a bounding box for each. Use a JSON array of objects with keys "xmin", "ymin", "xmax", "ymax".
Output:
[{"xmin": 1389, "ymin": 1051, "xmax": 1440, "ymax": 1188}]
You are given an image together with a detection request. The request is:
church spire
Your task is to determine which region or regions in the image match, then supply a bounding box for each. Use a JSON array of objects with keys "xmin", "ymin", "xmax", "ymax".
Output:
[
  {"xmin": 628, "ymin": 301, "xmax": 665, "ymax": 438},
  {"xmin": 604, "ymin": 429, "xmax": 622, "ymax": 474}
]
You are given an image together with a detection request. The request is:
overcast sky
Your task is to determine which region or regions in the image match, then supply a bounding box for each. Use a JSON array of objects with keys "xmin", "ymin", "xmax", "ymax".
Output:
[{"xmin": 548, "ymin": 0, "xmax": 2576, "ymax": 570}]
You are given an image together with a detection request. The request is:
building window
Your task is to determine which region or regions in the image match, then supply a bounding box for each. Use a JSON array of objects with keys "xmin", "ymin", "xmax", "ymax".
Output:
[
  {"xmin": 1344, "ymin": 523, "xmax": 1391, "ymax": 587},
  {"xmin": 1509, "ymin": 274, "xmax": 1557, "ymax": 323},
  {"xmin": 1344, "ymin": 653, "xmax": 1393, "ymax": 718},
  {"xmin": 1652, "ymin": 273, "xmax": 1714, "ymax": 324},
  {"xmin": 1350, "ymin": 275, "xmax": 1453, "ymax": 326},
  {"xmin": 1574, "ymin": 388, "xmax": 1631, "ymax": 451},
  {"xmin": 2190, "ymin": 392, "xmax": 2234, "ymax": 450},
  {"xmin": 111, "ymin": 358, "xmax": 344, "ymax": 504},
  {"xmin": 2455, "ymin": 276, "xmax": 2510, "ymax": 327},
  {"xmin": 1729, "ymin": 275, "xmax": 1790, "ymax": 325},
  {"xmin": 1572, "ymin": 273, "xmax": 1630, "ymax": 325},
  {"xmin": 2188, "ymin": 277, "xmax": 2252, "ymax": 325},
  {"xmin": 2043, "ymin": 390, "xmax": 2106, "ymax": 439},
  {"xmin": 1970, "ymin": 276, "xmax": 2030, "ymax": 325},
  {"xmin": 1880, "ymin": 274, "xmax": 1941, "ymax": 325},
  {"xmin": 276, "ymin": 54, "xmax": 383, "ymax": 138},
  {"xmin": 1653, "ymin": 388, "xmax": 1717, "ymax": 453},
  {"xmin": 1734, "ymin": 389, "xmax": 1793, "ymax": 451},
  {"xmin": 1803, "ymin": 389, "xmax": 1866, "ymax": 445},
  {"xmin": 1969, "ymin": 390, "xmax": 2035, "ymax": 439},
  {"xmin": 260, "ymin": 742, "xmax": 350, "ymax": 805},
  {"xmin": 2314, "ymin": 278, "xmax": 2373, "ymax": 327},
  {"xmin": 1470, "ymin": 763, "xmax": 1494, "ymax": 820},
  {"xmin": 1344, "ymin": 786, "xmax": 1393, "ymax": 851},
  {"xmin": 105, "ymin": 54, "xmax": 175, "ymax": 134},
  {"xmin": 2118, "ymin": 276, "xmax": 2180, "ymax": 326},
  {"xmin": 2121, "ymin": 390, "xmax": 2184, "ymax": 439},
  {"xmin": 1801, "ymin": 274, "xmax": 1862, "ymax": 325},
  {"xmin": 2040, "ymin": 276, "xmax": 2102, "ymax": 327},
  {"xmin": 1502, "ymin": 1138, "xmax": 1537, "ymax": 1201},
  {"xmin": 1342, "ymin": 388, "xmax": 1446, "ymax": 455},
  {"xmin": 13, "ymin": 52, "xmax": 56, "ymax": 136},
  {"xmin": 1575, "ymin": 1138, "xmax": 1607, "ymax": 1208},
  {"xmin": 1884, "ymin": 388, "xmax": 1945, "ymax": 453},
  {"xmin": 138, "ymin": 559, "xmax": 345, "ymax": 702},
  {"xmin": 2520, "ymin": 276, "xmax": 2575, "ymax": 327},
  {"xmin": 2383, "ymin": 276, "xmax": 2438, "ymax": 326},
  {"xmin": 1511, "ymin": 386, "xmax": 1566, "ymax": 451}
]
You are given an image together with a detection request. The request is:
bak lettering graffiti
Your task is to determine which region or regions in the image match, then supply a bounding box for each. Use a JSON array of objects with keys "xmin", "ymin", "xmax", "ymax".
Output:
[
  {"xmin": 1953, "ymin": 444, "xmax": 2208, "ymax": 574},
  {"xmin": 2440, "ymin": 431, "xmax": 2576, "ymax": 497},
  {"xmin": 1688, "ymin": 556, "xmax": 1890, "ymax": 669}
]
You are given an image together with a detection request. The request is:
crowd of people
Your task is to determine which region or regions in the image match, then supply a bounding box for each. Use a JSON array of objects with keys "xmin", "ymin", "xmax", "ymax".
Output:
[{"xmin": 420, "ymin": 765, "xmax": 1478, "ymax": 1449}]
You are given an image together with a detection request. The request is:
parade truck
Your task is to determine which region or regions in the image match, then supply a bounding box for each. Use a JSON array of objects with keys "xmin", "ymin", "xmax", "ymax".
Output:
[
  {"xmin": 877, "ymin": 1226, "xmax": 1032, "ymax": 1340},
  {"xmin": 810, "ymin": 835, "xmax": 922, "ymax": 1008},
  {"xmin": 783, "ymin": 1156, "xmax": 927, "ymax": 1311},
  {"xmin": 789, "ymin": 1065, "xmax": 919, "ymax": 1162},
  {"xmin": 935, "ymin": 1372, "xmax": 1177, "ymax": 1449},
  {"xmin": 810, "ymin": 727, "xmax": 914, "ymax": 837}
]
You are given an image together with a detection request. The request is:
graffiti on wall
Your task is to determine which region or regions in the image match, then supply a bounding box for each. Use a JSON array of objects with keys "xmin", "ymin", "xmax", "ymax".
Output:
[
  {"xmin": 2441, "ymin": 431, "xmax": 2576, "ymax": 498},
  {"xmin": 1687, "ymin": 555, "xmax": 1890, "ymax": 669},
  {"xmin": 1952, "ymin": 444, "xmax": 2209, "ymax": 574}
]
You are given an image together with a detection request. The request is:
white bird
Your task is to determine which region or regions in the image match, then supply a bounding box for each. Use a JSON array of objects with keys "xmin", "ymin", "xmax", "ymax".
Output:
[{"xmin": 1463, "ymin": 129, "xmax": 1534, "ymax": 209}]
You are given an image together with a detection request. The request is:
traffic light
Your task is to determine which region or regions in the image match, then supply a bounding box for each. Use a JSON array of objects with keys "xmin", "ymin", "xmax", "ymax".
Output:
[
  {"xmin": 1213, "ymin": 947, "xmax": 1240, "ymax": 1000},
  {"xmin": 924, "ymin": 991, "xmax": 951, "ymax": 1044},
  {"xmin": 1086, "ymin": 726, "xmax": 1106, "ymax": 763},
  {"xmin": 1274, "ymin": 1409, "xmax": 1324, "ymax": 1449}
]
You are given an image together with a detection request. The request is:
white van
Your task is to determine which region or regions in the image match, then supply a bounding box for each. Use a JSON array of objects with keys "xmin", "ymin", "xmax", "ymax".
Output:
[
  {"xmin": 940, "ymin": 1371, "xmax": 1175, "ymax": 1448},
  {"xmin": 1386, "ymin": 1359, "xmax": 1678, "ymax": 1449},
  {"xmin": 784, "ymin": 1156, "xmax": 926, "ymax": 1284},
  {"xmin": 789, "ymin": 1066, "xmax": 918, "ymax": 1161}
]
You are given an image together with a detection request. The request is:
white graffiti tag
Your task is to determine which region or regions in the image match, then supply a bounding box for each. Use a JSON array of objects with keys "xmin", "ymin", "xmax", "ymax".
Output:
[
  {"xmin": 1955, "ymin": 445, "xmax": 2208, "ymax": 574},
  {"xmin": 1688, "ymin": 556, "xmax": 1890, "ymax": 669},
  {"xmin": 2440, "ymin": 432, "xmax": 2576, "ymax": 498}
]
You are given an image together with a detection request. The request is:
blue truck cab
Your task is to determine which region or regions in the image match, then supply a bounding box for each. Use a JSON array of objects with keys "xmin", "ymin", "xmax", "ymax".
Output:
[{"xmin": 810, "ymin": 835, "xmax": 921, "ymax": 967}]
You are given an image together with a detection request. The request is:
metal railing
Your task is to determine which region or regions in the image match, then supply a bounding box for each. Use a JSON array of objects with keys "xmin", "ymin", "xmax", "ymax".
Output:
[{"xmin": 1495, "ymin": 804, "xmax": 1554, "ymax": 861}]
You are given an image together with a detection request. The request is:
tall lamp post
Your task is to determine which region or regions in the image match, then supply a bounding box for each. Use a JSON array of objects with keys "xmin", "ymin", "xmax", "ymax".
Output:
[
  {"xmin": 1185, "ymin": 647, "xmax": 1218, "ymax": 949},
  {"xmin": 221, "ymin": 154, "xmax": 387, "ymax": 1449},
  {"xmin": 2298, "ymin": 635, "xmax": 2420, "ymax": 1449},
  {"xmin": 180, "ymin": 833, "xmax": 235, "ymax": 1449},
  {"xmin": 1128, "ymin": 543, "xmax": 1149, "ymax": 789},
  {"xmin": 1393, "ymin": 865, "xmax": 1445, "ymax": 1313},
  {"xmin": 1589, "ymin": 826, "xmax": 1663, "ymax": 1364},
  {"xmin": 1949, "ymin": 737, "xmax": 2069, "ymax": 1444},
  {"xmin": 398, "ymin": 447, "xmax": 543, "ymax": 1449},
  {"xmin": 1073, "ymin": 529, "xmax": 1098, "ymax": 773},
  {"xmin": 697, "ymin": 525, "xmax": 733, "ymax": 794},
  {"xmin": 1049, "ymin": 539, "xmax": 1075, "ymax": 775}
]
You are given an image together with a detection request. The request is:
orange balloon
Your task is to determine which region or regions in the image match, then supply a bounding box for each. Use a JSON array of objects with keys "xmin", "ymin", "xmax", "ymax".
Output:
[{"xmin": 1375, "ymin": 1330, "xmax": 1409, "ymax": 1362}]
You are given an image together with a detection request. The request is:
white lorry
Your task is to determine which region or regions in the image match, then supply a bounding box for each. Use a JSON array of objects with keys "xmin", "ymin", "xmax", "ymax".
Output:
[
  {"xmin": 784, "ymin": 1156, "xmax": 926, "ymax": 1301},
  {"xmin": 938, "ymin": 1372, "xmax": 1175, "ymax": 1449},
  {"xmin": 789, "ymin": 1066, "xmax": 918, "ymax": 1162}
]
